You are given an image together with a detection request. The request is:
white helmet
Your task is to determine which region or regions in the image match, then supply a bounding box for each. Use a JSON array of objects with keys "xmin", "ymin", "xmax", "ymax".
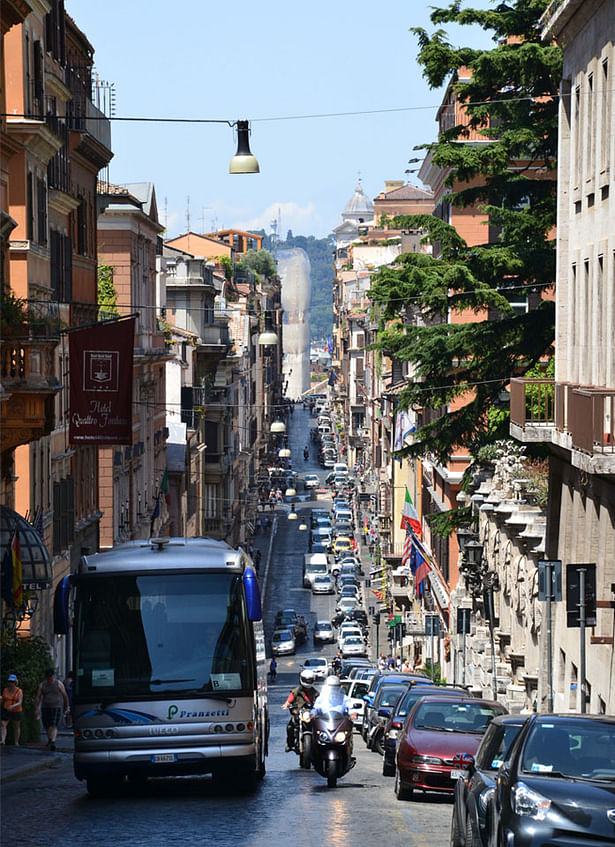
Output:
[
  {"xmin": 324, "ymin": 675, "xmax": 341, "ymax": 688},
  {"xmin": 300, "ymin": 669, "xmax": 315, "ymax": 686}
]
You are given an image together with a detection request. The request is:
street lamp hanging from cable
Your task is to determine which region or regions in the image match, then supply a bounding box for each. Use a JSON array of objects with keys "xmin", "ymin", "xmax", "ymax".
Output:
[{"xmin": 229, "ymin": 120, "xmax": 260, "ymax": 174}]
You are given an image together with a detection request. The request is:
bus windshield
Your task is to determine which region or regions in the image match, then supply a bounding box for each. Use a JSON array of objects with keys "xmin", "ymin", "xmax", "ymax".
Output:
[{"xmin": 74, "ymin": 572, "xmax": 254, "ymax": 699}]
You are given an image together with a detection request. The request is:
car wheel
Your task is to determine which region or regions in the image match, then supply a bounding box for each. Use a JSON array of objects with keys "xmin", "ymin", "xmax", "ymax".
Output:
[
  {"xmin": 373, "ymin": 731, "xmax": 385, "ymax": 757},
  {"xmin": 465, "ymin": 813, "xmax": 479, "ymax": 847},
  {"xmin": 394, "ymin": 768, "xmax": 412, "ymax": 801},
  {"xmin": 450, "ymin": 808, "xmax": 463, "ymax": 847}
]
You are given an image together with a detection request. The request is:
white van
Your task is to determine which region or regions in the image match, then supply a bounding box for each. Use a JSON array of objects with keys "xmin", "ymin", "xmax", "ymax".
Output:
[
  {"xmin": 303, "ymin": 553, "xmax": 330, "ymax": 588},
  {"xmin": 333, "ymin": 462, "xmax": 348, "ymax": 475}
]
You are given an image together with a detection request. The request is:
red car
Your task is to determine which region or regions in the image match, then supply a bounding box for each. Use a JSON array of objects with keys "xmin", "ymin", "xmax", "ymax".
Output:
[{"xmin": 395, "ymin": 695, "xmax": 507, "ymax": 801}]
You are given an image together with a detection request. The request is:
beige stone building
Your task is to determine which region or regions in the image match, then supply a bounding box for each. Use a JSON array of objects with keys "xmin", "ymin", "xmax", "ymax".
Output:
[{"xmin": 511, "ymin": 0, "xmax": 615, "ymax": 712}]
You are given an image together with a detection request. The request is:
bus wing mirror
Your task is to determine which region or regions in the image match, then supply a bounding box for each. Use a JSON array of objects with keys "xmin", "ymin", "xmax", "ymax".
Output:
[
  {"xmin": 54, "ymin": 574, "xmax": 74, "ymax": 634},
  {"xmin": 243, "ymin": 567, "xmax": 262, "ymax": 621}
]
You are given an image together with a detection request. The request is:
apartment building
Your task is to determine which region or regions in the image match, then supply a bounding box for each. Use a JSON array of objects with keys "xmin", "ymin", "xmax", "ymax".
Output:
[
  {"xmin": 1, "ymin": 1, "xmax": 112, "ymax": 666},
  {"xmin": 510, "ymin": 0, "xmax": 615, "ymax": 713},
  {"xmin": 96, "ymin": 182, "xmax": 168, "ymax": 548}
]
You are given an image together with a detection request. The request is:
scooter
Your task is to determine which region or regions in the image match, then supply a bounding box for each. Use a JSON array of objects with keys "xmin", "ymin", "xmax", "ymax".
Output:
[
  {"xmin": 290, "ymin": 706, "xmax": 313, "ymax": 769},
  {"xmin": 310, "ymin": 709, "xmax": 355, "ymax": 787}
]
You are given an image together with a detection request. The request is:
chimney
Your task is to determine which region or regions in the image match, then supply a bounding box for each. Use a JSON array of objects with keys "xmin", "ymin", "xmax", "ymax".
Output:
[{"xmin": 384, "ymin": 180, "xmax": 404, "ymax": 193}]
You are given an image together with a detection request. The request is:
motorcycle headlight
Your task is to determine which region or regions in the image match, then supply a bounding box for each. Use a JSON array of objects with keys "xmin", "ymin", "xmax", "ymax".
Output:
[
  {"xmin": 318, "ymin": 731, "xmax": 330, "ymax": 744},
  {"xmin": 512, "ymin": 781, "xmax": 552, "ymax": 821},
  {"xmin": 478, "ymin": 787, "xmax": 495, "ymax": 813},
  {"xmin": 411, "ymin": 754, "xmax": 442, "ymax": 765},
  {"xmin": 301, "ymin": 713, "xmax": 312, "ymax": 724},
  {"xmin": 334, "ymin": 730, "xmax": 348, "ymax": 743}
]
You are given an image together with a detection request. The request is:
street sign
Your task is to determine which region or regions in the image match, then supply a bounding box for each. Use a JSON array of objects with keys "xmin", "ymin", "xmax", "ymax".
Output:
[
  {"xmin": 425, "ymin": 615, "xmax": 440, "ymax": 637},
  {"xmin": 566, "ymin": 563, "xmax": 596, "ymax": 627},
  {"xmin": 538, "ymin": 560, "xmax": 562, "ymax": 601},
  {"xmin": 456, "ymin": 607, "xmax": 471, "ymax": 635}
]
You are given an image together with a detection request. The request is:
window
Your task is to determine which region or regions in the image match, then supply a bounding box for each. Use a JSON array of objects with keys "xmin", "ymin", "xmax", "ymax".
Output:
[
  {"xmin": 53, "ymin": 476, "xmax": 74, "ymax": 555},
  {"xmin": 601, "ymin": 58, "xmax": 610, "ymax": 174},
  {"xmin": 26, "ymin": 172, "xmax": 34, "ymax": 241},
  {"xmin": 45, "ymin": 0, "xmax": 65, "ymax": 65},
  {"xmin": 36, "ymin": 178, "xmax": 47, "ymax": 245},
  {"xmin": 50, "ymin": 230, "xmax": 72, "ymax": 301}
]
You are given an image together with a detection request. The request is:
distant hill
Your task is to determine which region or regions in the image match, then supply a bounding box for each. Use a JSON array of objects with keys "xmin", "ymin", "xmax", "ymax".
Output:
[{"xmin": 262, "ymin": 231, "xmax": 335, "ymax": 344}]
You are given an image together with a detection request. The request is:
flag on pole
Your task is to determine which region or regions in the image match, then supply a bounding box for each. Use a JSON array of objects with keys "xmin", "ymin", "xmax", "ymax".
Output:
[
  {"xmin": 400, "ymin": 487, "xmax": 422, "ymax": 537},
  {"xmin": 401, "ymin": 527, "xmax": 413, "ymax": 568}
]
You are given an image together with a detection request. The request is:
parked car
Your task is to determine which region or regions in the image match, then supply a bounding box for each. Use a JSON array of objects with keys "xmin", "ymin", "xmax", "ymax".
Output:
[
  {"xmin": 337, "ymin": 621, "xmax": 364, "ymax": 640},
  {"xmin": 340, "ymin": 635, "xmax": 367, "ymax": 659},
  {"xmin": 339, "ymin": 657, "xmax": 373, "ymax": 679},
  {"xmin": 361, "ymin": 671, "xmax": 432, "ymax": 741},
  {"xmin": 313, "ymin": 620, "xmax": 335, "ymax": 644},
  {"xmin": 492, "ymin": 713, "xmax": 615, "ymax": 847},
  {"xmin": 333, "ymin": 520, "xmax": 354, "ymax": 537},
  {"xmin": 303, "ymin": 473, "xmax": 321, "ymax": 490},
  {"xmin": 271, "ymin": 627, "xmax": 296, "ymax": 656},
  {"xmin": 382, "ymin": 684, "xmax": 470, "ymax": 776},
  {"xmin": 332, "ymin": 536, "xmax": 354, "ymax": 559},
  {"xmin": 450, "ymin": 714, "xmax": 525, "ymax": 847},
  {"xmin": 311, "ymin": 508, "xmax": 330, "ymax": 527},
  {"xmin": 336, "ymin": 596, "xmax": 359, "ymax": 616},
  {"xmin": 312, "ymin": 573, "xmax": 335, "ymax": 595},
  {"xmin": 302, "ymin": 656, "xmax": 329, "ymax": 680},
  {"xmin": 364, "ymin": 679, "xmax": 420, "ymax": 754},
  {"xmin": 340, "ymin": 678, "xmax": 371, "ymax": 728},
  {"xmin": 395, "ymin": 696, "xmax": 507, "ymax": 801},
  {"xmin": 343, "ymin": 608, "xmax": 369, "ymax": 631}
]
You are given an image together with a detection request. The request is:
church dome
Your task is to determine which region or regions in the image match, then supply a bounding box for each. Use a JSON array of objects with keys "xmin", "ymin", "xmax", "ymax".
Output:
[{"xmin": 342, "ymin": 181, "xmax": 374, "ymax": 223}]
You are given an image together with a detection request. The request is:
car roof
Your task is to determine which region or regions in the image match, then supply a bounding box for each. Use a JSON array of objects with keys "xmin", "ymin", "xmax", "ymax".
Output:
[
  {"xmin": 315, "ymin": 619, "xmax": 332, "ymax": 627},
  {"xmin": 411, "ymin": 695, "xmax": 505, "ymax": 709}
]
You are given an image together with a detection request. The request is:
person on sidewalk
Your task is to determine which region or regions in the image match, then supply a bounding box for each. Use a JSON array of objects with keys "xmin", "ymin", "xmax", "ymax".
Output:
[
  {"xmin": 1, "ymin": 673, "xmax": 23, "ymax": 746},
  {"xmin": 34, "ymin": 669, "xmax": 70, "ymax": 751}
]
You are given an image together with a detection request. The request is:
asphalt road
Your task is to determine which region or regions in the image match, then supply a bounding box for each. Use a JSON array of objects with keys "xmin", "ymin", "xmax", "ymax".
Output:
[{"xmin": 0, "ymin": 406, "xmax": 454, "ymax": 847}]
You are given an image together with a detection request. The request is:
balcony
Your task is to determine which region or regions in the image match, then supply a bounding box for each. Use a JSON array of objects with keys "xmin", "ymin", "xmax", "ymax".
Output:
[
  {"xmin": 0, "ymin": 332, "xmax": 60, "ymax": 452},
  {"xmin": 510, "ymin": 378, "xmax": 615, "ymax": 474},
  {"xmin": 198, "ymin": 323, "xmax": 230, "ymax": 348}
]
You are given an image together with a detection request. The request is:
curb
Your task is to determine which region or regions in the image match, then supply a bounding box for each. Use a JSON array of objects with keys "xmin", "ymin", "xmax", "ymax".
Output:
[{"xmin": 1, "ymin": 752, "xmax": 63, "ymax": 784}]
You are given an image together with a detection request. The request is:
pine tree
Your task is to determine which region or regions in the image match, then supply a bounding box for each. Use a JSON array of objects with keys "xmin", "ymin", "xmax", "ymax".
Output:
[{"xmin": 369, "ymin": 0, "xmax": 561, "ymax": 463}]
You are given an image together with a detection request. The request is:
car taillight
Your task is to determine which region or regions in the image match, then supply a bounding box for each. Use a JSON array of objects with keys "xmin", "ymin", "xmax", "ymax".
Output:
[{"xmin": 391, "ymin": 720, "xmax": 403, "ymax": 730}]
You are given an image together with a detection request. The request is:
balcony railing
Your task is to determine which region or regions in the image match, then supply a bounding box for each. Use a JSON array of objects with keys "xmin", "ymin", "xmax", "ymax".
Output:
[
  {"xmin": 511, "ymin": 378, "xmax": 615, "ymax": 456},
  {"xmin": 510, "ymin": 378, "xmax": 555, "ymax": 428},
  {"xmin": 199, "ymin": 323, "xmax": 230, "ymax": 347},
  {"xmin": 569, "ymin": 388, "xmax": 615, "ymax": 454}
]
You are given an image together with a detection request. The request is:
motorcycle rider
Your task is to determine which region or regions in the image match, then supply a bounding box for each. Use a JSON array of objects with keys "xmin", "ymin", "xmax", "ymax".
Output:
[{"xmin": 281, "ymin": 669, "xmax": 319, "ymax": 751}]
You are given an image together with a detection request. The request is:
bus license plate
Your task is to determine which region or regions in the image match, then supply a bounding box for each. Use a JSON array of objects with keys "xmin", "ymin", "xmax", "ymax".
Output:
[{"xmin": 152, "ymin": 753, "xmax": 177, "ymax": 763}]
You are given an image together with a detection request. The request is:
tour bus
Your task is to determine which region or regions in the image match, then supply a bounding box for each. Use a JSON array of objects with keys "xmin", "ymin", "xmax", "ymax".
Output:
[{"xmin": 54, "ymin": 537, "xmax": 268, "ymax": 796}]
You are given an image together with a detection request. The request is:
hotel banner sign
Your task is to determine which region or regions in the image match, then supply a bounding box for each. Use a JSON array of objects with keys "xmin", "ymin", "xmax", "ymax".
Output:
[{"xmin": 69, "ymin": 318, "xmax": 135, "ymax": 445}]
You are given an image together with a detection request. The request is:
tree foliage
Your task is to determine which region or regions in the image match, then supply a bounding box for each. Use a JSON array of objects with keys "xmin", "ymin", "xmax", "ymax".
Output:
[
  {"xmin": 369, "ymin": 0, "xmax": 560, "ymax": 462},
  {"xmin": 237, "ymin": 248, "xmax": 277, "ymax": 279}
]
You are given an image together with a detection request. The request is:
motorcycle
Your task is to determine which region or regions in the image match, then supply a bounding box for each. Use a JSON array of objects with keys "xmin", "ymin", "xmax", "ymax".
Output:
[
  {"xmin": 310, "ymin": 709, "xmax": 355, "ymax": 787},
  {"xmin": 290, "ymin": 706, "xmax": 314, "ymax": 769},
  {"xmin": 303, "ymin": 447, "xmax": 309, "ymax": 461}
]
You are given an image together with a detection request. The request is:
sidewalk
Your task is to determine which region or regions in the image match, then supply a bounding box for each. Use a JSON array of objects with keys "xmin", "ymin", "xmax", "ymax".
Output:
[{"xmin": 1, "ymin": 729, "xmax": 73, "ymax": 784}]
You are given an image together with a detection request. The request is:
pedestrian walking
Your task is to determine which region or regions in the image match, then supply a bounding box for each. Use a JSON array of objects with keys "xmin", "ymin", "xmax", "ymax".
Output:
[
  {"xmin": 1, "ymin": 673, "xmax": 23, "ymax": 746},
  {"xmin": 35, "ymin": 668, "xmax": 70, "ymax": 751},
  {"xmin": 254, "ymin": 549, "xmax": 262, "ymax": 571}
]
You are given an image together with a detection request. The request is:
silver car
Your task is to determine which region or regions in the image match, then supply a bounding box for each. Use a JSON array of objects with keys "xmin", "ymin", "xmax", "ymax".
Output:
[
  {"xmin": 271, "ymin": 627, "xmax": 296, "ymax": 656},
  {"xmin": 313, "ymin": 620, "xmax": 335, "ymax": 644},
  {"xmin": 312, "ymin": 573, "xmax": 335, "ymax": 595},
  {"xmin": 302, "ymin": 656, "xmax": 329, "ymax": 680}
]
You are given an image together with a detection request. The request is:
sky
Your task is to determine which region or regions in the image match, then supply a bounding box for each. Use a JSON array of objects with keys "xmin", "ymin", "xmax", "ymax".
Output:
[{"xmin": 66, "ymin": 0, "xmax": 493, "ymax": 240}]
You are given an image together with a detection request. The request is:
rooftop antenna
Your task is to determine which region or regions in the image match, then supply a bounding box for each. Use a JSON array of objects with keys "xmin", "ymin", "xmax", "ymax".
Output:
[
  {"xmin": 200, "ymin": 206, "xmax": 211, "ymax": 233},
  {"xmin": 186, "ymin": 195, "xmax": 190, "ymax": 233},
  {"xmin": 164, "ymin": 196, "xmax": 168, "ymax": 231}
]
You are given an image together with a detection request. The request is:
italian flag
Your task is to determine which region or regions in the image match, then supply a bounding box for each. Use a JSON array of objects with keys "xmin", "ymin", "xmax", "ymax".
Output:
[{"xmin": 400, "ymin": 487, "xmax": 421, "ymax": 537}]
